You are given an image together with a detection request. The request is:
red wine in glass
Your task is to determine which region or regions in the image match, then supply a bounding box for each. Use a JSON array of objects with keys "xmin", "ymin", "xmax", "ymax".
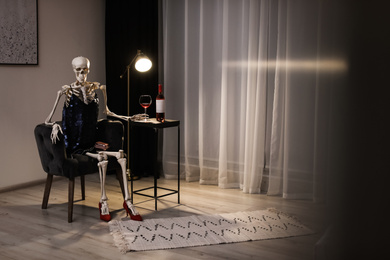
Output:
[
  {"xmin": 139, "ymin": 95, "xmax": 152, "ymax": 120},
  {"xmin": 140, "ymin": 103, "xmax": 151, "ymax": 109}
]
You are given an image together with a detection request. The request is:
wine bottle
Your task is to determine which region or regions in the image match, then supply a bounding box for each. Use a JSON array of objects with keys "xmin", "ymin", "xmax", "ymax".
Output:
[{"xmin": 156, "ymin": 84, "xmax": 165, "ymax": 122}]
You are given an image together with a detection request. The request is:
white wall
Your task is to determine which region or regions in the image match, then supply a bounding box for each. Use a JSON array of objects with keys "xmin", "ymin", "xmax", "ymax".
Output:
[{"xmin": 0, "ymin": 0, "xmax": 106, "ymax": 189}]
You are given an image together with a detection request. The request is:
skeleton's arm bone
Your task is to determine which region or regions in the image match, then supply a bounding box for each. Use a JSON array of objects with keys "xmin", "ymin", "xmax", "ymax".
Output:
[
  {"xmin": 100, "ymin": 85, "xmax": 131, "ymax": 121},
  {"xmin": 45, "ymin": 87, "xmax": 67, "ymax": 144},
  {"xmin": 45, "ymin": 89, "xmax": 64, "ymax": 125},
  {"xmin": 100, "ymin": 84, "xmax": 125, "ymax": 119},
  {"xmin": 106, "ymin": 108, "xmax": 131, "ymax": 121}
]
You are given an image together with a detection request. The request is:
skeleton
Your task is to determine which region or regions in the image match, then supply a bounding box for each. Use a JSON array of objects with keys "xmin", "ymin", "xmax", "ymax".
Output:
[{"xmin": 45, "ymin": 56, "xmax": 142, "ymax": 222}]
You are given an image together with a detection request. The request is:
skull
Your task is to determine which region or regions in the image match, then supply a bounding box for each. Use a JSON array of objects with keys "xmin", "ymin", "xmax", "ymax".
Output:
[{"xmin": 72, "ymin": 56, "xmax": 90, "ymax": 84}]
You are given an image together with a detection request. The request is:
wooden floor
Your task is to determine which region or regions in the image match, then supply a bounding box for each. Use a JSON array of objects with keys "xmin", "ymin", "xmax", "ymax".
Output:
[{"xmin": 0, "ymin": 174, "xmax": 328, "ymax": 260}]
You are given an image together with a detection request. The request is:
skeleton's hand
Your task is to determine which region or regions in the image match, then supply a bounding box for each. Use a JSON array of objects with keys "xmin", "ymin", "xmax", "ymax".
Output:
[
  {"xmin": 115, "ymin": 115, "xmax": 131, "ymax": 121},
  {"xmin": 50, "ymin": 123, "xmax": 63, "ymax": 144},
  {"xmin": 129, "ymin": 114, "xmax": 146, "ymax": 121}
]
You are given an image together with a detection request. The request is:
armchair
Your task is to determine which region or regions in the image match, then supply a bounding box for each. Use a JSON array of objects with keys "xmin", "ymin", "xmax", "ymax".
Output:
[{"xmin": 34, "ymin": 119, "xmax": 126, "ymax": 222}]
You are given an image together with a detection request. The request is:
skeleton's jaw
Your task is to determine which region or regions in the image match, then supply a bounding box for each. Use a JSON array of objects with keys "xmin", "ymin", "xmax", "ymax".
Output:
[{"xmin": 76, "ymin": 74, "xmax": 87, "ymax": 84}]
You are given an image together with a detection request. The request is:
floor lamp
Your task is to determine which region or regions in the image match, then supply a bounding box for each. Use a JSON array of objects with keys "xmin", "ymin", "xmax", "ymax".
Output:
[{"xmin": 120, "ymin": 50, "xmax": 152, "ymax": 180}]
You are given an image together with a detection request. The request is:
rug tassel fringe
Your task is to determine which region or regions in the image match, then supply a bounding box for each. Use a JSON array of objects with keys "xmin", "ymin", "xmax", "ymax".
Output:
[{"xmin": 109, "ymin": 220, "xmax": 128, "ymax": 254}]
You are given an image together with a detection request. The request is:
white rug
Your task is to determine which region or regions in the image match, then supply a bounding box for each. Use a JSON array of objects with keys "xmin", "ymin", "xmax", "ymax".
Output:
[{"xmin": 109, "ymin": 209, "xmax": 314, "ymax": 252}]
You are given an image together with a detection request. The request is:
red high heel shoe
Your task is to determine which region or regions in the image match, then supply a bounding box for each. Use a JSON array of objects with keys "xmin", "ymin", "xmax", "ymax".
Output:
[
  {"xmin": 99, "ymin": 202, "xmax": 111, "ymax": 222},
  {"xmin": 123, "ymin": 200, "xmax": 143, "ymax": 221}
]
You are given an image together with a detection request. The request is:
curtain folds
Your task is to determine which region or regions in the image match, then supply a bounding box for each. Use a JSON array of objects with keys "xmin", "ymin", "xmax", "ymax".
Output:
[{"xmin": 162, "ymin": 0, "xmax": 347, "ymax": 200}]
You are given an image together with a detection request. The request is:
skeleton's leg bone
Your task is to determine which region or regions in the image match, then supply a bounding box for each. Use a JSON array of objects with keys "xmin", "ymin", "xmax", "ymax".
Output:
[
  {"xmin": 117, "ymin": 157, "xmax": 140, "ymax": 217},
  {"xmin": 86, "ymin": 150, "xmax": 140, "ymax": 217},
  {"xmin": 86, "ymin": 151, "xmax": 111, "ymax": 218},
  {"xmin": 85, "ymin": 152, "xmax": 108, "ymax": 161},
  {"xmin": 86, "ymin": 151, "xmax": 125, "ymax": 201},
  {"xmin": 92, "ymin": 150, "xmax": 130, "ymax": 201},
  {"xmin": 85, "ymin": 152, "xmax": 98, "ymax": 159},
  {"xmin": 97, "ymin": 159, "xmax": 111, "ymax": 219},
  {"xmin": 98, "ymin": 159, "xmax": 109, "ymax": 202},
  {"xmin": 103, "ymin": 150, "xmax": 125, "ymax": 160},
  {"xmin": 86, "ymin": 151, "xmax": 109, "ymax": 203},
  {"xmin": 87, "ymin": 150, "xmax": 124, "ymax": 160},
  {"xmin": 117, "ymin": 157, "xmax": 130, "ymax": 201}
]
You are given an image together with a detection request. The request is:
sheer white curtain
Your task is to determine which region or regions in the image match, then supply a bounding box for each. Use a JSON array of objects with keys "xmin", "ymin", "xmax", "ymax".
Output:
[
  {"xmin": 162, "ymin": 0, "xmax": 347, "ymax": 199},
  {"xmin": 163, "ymin": 0, "xmax": 269, "ymax": 193},
  {"xmin": 267, "ymin": 0, "xmax": 347, "ymax": 201}
]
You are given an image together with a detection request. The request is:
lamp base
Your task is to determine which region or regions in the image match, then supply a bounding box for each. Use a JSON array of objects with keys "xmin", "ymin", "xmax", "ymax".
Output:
[{"xmin": 127, "ymin": 169, "xmax": 140, "ymax": 181}]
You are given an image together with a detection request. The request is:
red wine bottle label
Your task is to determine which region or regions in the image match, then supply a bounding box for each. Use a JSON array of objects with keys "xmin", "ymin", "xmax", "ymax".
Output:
[{"xmin": 156, "ymin": 99, "xmax": 165, "ymax": 113}]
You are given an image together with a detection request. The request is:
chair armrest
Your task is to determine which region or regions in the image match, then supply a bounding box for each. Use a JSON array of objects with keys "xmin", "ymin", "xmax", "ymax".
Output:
[
  {"xmin": 34, "ymin": 123, "xmax": 68, "ymax": 175},
  {"xmin": 96, "ymin": 119, "xmax": 124, "ymax": 151}
]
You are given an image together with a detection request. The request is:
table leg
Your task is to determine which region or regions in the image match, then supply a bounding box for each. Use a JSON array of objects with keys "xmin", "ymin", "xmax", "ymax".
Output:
[
  {"xmin": 154, "ymin": 170, "xmax": 158, "ymax": 210},
  {"xmin": 155, "ymin": 128, "xmax": 158, "ymax": 211},
  {"xmin": 178, "ymin": 125, "xmax": 180, "ymax": 204},
  {"xmin": 130, "ymin": 169, "xmax": 133, "ymax": 203}
]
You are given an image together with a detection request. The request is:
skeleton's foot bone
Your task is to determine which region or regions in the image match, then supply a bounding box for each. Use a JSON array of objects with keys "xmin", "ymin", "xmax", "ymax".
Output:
[
  {"xmin": 123, "ymin": 200, "xmax": 143, "ymax": 221},
  {"xmin": 99, "ymin": 200, "xmax": 111, "ymax": 222}
]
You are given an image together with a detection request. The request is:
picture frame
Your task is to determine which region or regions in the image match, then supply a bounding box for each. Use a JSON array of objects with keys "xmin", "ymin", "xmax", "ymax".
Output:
[{"xmin": 0, "ymin": 0, "xmax": 38, "ymax": 65}]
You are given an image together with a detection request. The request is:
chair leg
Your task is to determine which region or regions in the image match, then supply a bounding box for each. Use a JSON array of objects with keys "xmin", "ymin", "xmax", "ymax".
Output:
[
  {"xmin": 42, "ymin": 174, "xmax": 53, "ymax": 209},
  {"xmin": 116, "ymin": 169, "xmax": 126, "ymax": 199},
  {"xmin": 80, "ymin": 175, "xmax": 85, "ymax": 200},
  {"xmin": 68, "ymin": 178, "xmax": 75, "ymax": 223}
]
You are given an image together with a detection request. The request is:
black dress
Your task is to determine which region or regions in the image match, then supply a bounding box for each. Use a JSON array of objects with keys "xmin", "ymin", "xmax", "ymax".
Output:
[{"xmin": 62, "ymin": 92, "xmax": 99, "ymax": 156}]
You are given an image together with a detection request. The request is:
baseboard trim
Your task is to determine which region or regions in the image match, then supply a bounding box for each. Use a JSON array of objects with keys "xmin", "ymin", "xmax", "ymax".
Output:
[{"xmin": 0, "ymin": 176, "xmax": 60, "ymax": 194}]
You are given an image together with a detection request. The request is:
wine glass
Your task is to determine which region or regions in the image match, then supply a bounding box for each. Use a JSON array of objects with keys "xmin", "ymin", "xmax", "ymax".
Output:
[{"xmin": 139, "ymin": 95, "xmax": 152, "ymax": 121}]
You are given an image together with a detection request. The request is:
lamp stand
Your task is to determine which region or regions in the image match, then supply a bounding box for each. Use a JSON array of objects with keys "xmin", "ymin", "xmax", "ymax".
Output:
[
  {"xmin": 120, "ymin": 50, "xmax": 152, "ymax": 181},
  {"xmin": 126, "ymin": 66, "xmax": 131, "ymax": 181}
]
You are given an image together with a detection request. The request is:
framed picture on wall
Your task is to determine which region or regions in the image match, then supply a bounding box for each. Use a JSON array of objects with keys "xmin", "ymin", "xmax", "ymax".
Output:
[{"xmin": 0, "ymin": 0, "xmax": 38, "ymax": 65}]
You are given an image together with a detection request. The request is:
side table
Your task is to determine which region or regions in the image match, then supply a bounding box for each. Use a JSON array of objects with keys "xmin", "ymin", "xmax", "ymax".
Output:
[{"xmin": 129, "ymin": 118, "xmax": 180, "ymax": 210}]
